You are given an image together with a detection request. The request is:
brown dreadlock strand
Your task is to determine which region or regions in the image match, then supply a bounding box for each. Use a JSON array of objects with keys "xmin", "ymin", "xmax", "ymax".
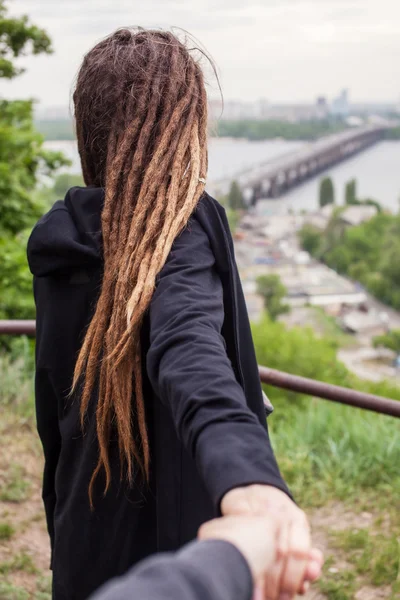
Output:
[{"xmin": 72, "ymin": 28, "xmax": 208, "ymax": 506}]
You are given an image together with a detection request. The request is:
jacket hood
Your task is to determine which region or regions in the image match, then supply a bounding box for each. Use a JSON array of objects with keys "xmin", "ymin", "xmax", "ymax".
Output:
[{"xmin": 28, "ymin": 186, "xmax": 104, "ymax": 277}]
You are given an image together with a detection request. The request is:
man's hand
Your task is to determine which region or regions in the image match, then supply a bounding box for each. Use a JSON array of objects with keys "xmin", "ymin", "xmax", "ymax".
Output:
[
  {"xmin": 221, "ymin": 485, "xmax": 323, "ymax": 599},
  {"xmin": 198, "ymin": 516, "xmax": 276, "ymax": 586}
]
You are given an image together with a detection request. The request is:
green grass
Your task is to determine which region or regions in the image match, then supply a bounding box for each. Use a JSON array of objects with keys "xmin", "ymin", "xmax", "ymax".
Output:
[
  {"xmin": 0, "ymin": 552, "xmax": 38, "ymax": 576},
  {"xmin": 311, "ymin": 306, "xmax": 356, "ymax": 348},
  {"xmin": 0, "ymin": 464, "xmax": 31, "ymax": 503},
  {"xmin": 32, "ymin": 576, "xmax": 52, "ymax": 600},
  {"xmin": 1, "ymin": 337, "xmax": 399, "ymax": 599},
  {"xmin": 0, "ymin": 581, "xmax": 29, "ymax": 600},
  {"xmin": 0, "ymin": 522, "xmax": 15, "ymax": 541},
  {"xmin": 0, "ymin": 351, "xmax": 35, "ymax": 423},
  {"xmin": 272, "ymin": 400, "xmax": 400, "ymax": 507},
  {"xmin": 330, "ymin": 528, "xmax": 400, "ymax": 588},
  {"xmin": 319, "ymin": 558, "xmax": 356, "ymax": 600}
]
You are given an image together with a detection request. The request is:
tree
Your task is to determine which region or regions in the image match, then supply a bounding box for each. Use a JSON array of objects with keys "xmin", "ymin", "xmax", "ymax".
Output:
[
  {"xmin": 362, "ymin": 198, "xmax": 382, "ymax": 213},
  {"xmin": 373, "ymin": 330, "xmax": 400, "ymax": 353},
  {"xmin": 319, "ymin": 177, "xmax": 335, "ymax": 208},
  {"xmin": 307, "ymin": 209, "xmax": 400, "ymax": 311},
  {"xmin": 0, "ymin": 0, "xmax": 52, "ymax": 79},
  {"xmin": 53, "ymin": 173, "xmax": 85, "ymax": 197},
  {"xmin": 298, "ymin": 224, "xmax": 322, "ymax": 256},
  {"xmin": 226, "ymin": 209, "xmax": 239, "ymax": 233},
  {"xmin": 251, "ymin": 316, "xmax": 351, "ymax": 413},
  {"xmin": 0, "ymin": 0, "xmax": 68, "ymax": 318},
  {"xmin": 344, "ymin": 179, "xmax": 382, "ymax": 212},
  {"xmin": 256, "ymin": 274, "xmax": 290, "ymax": 321},
  {"xmin": 227, "ymin": 180, "xmax": 246, "ymax": 211},
  {"xmin": 345, "ymin": 179, "xmax": 357, "ymax": 205}
]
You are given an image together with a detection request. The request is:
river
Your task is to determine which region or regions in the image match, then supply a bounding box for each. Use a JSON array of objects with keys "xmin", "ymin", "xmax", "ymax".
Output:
[{"xmin": 44, "ymin": 138, "xmax": 400, "ymax": 214}]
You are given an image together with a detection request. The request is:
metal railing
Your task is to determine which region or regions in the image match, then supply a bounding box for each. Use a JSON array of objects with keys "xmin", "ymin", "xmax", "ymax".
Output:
[
  {"xmin": 1, "ymin": 320, "xmax": 400, "ymax": 419},
  {"xmin": 259, "ymin": 366, "xmax": 400, "ymax": 419}
]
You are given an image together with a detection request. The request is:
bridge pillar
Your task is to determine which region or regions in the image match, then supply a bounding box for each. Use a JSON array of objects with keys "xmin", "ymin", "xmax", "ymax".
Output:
[{"xmin": 269, "ymin": 178, "xmax": 280, "ymax": 198}]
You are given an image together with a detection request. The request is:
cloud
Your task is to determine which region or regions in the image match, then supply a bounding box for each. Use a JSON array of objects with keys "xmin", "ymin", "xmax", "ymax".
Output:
[{"xmin": 4, "ymin": 0, "xmax": 400, "ymax": 105}]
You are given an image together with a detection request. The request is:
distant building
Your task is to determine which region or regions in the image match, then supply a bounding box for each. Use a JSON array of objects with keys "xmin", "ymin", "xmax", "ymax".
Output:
[
  {"xmin": 208, "ymin": 97, "xmax": 330, "ymax": 122},
  {"xmin": 315, "ymin": 97, "xmax": 329, "ymax": 120},
  {"xmin": 340, "ymin": 311, "xmax": 388, "ymax": 337},
  {"xmin": 346, "ymin": 116, "xmax": 364, "ymax": 127},
  {"xmin": 339, "ymin": 205, "xmax": 377, "ymax": 227},
  {"xmin": 350, "ymin": 102, "xmax": 397, "ymax": 116},
  {"xmin": 330, "ymin": 89, "xmax": 350, "ymax": 117}
]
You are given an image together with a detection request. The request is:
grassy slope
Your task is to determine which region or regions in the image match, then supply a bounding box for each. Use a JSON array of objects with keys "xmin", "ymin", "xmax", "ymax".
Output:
[{"xmin": 0, "ymin": 353, "xmax": 399, "ymax": 600}]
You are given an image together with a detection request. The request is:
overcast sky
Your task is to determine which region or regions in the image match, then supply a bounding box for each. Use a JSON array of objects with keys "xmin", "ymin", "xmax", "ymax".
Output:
[{"xmin": 4, "ymin": 0, "xmax": 400, "ymax": 108}]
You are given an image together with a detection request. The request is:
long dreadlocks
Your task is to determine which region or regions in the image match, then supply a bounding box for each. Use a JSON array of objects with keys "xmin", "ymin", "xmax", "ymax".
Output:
[{"xmin": 72, "ymin": 28, "xmax": 208, "ymax": 505}]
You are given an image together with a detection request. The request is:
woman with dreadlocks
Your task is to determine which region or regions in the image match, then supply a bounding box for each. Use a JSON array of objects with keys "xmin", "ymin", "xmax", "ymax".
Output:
[{"xmin": 28, "ymin": 29, "xmax": 322, "ymax": 600}]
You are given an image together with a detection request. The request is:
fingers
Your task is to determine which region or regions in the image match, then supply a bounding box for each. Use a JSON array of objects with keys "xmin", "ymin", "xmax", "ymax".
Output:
[
  {"xmin": 304, "ymin": 548, "xmax": 324, "ymax": 582},
  {"xmin": 298, "ymin": 580, "xmax": 310, "ymax": 595},
  {"xmin": 263, "ymin": 523, "xmax": 289, "ymax": 599},
  {"xmin": 198, "ymin": 515, "xmax": 277, "ymax": 584},
  {"xmin": 219, "ymin": 486, "xmax": 323, "ymax": 599},
  {"xmin": 278, "ymin": 514, "xmax": 311, "ymax": 599}
]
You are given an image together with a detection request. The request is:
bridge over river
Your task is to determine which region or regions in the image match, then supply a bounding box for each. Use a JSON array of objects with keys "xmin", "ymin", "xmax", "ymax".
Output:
[{"xmin": 211, "ymin": 125, "xmax": 387, "ymax": 203}]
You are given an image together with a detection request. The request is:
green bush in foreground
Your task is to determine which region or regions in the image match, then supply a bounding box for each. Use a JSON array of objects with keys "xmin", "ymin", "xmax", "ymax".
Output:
[
  {"xmin": 0, "ymin": 0, "xmax": 69, "ymax": 320},
  {"xmin": 252, "ymin": 316, "xmax": 400, "ymax": 506},
  {"xmin": 373, "ymin": 329, "xmax": 400, "ymax": 353}
]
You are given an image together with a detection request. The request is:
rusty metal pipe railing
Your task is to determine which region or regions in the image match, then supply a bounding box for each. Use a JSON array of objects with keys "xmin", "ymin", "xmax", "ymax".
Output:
[
  {"xmin": 259, "ymin": 366, "xmax": 400, "ymax": 419},
  {"xmin": 0, "ymin": 320, "xmax": 36, "ymax": 336},
  {"xmin": 1, "ymin": 320, "xmax": 399, "ymax": 418}
]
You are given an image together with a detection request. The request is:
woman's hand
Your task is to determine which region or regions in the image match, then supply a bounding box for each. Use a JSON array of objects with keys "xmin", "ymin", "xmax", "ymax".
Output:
[{"xmin": 221, "ymin": 485, "xmax": 323, "ymax": 599}]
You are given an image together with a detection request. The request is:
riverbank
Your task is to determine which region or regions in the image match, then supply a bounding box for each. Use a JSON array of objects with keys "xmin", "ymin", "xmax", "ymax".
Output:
[
  {"xmin": 36, "ymin": 118, "xmax": 347, "ymax": 142},
  {"xmin": 215, "ymin": 118, "xmax": 347, "ymax": 141}
]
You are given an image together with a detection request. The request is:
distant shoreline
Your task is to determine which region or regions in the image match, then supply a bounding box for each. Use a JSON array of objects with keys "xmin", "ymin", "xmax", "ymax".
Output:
[{"xmin": 35, "ymin": 117, "xmax": 357, "ymax": 143}]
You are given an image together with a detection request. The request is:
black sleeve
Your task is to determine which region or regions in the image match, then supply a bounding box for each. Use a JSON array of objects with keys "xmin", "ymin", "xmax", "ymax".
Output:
[
  {"xmin": 147, "ymin": 217, "xmax": 290, "ymax": 513},
  {"xmin": 89, "ymin": 540, "xmax": 253, "ymax": 600},
  {"xmin": 35, "ymin": 367, "xmax": 61, "ymax": 565}
]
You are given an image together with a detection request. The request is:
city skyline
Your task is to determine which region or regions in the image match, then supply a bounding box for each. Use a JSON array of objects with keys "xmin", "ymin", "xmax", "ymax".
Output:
[
  {"xmin": 35, "ymin": 92, "xmax": 398, "ymax": 122},
  {"xmin": 4, "ymin": 0, "xmax": 400, "ymax": 107}
]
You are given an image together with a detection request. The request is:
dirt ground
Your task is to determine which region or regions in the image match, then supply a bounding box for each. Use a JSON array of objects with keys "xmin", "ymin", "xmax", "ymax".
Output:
[{"xmin": 0, "ymin": 421, "xmax": 397, "ymax": 600}]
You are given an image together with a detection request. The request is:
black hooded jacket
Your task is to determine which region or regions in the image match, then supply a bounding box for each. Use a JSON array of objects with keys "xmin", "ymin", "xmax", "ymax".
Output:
[{"xmin": 28, "ymin": 187, "xmax": 290, "ymax": 600}]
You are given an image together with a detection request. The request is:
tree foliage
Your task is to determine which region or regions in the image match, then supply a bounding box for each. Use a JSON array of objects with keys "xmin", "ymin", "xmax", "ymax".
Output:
[
  {"xmin": 35, "ymin": 118, "xmax": 75, "ymax": 141},
  {"xmin": 252, "ymin": 316, "xmax": 400, "ymax": 422},
  {"xmin": 299, "ymin": 210, "xmax": 400, "ymax": 310},
  {"xmin": 227, "ymin": 180, "xmax": 245, "ymax": 211},
  {"xmin": 0, "ymin": 0, "xmax": 68, "ymax": 318},
  {"xmin": 373, "ymin": 330, "xmax": 400, "ymax": 354},
  {"xmin": 345, "ymin": 178, "xmax": 357, "ymax": 205},
  {"xmin": 298, "ymin": 223, "xmax": 322, "ymax": 255},
  {"xmin": 252, "ymin": 316, "xmax": 351, "ymax": 414},
  {"xmin": 256, "ymin": 274, "xmax": 290, "ymax": 321},
  {"xmin": 345, "ymin": 178, "xmax": 382, "ymax": 212},
  {"xmin": 216, "ymin": 119, "xmax": 346, "ymax": 141},
  {"xmin": 52, "ymin": 173, "xmax": 84, "ymax": 197},
  {"xmin": 319, "ymin": 176, "xmax": 335, "ymax": 208},
  {"xmin": 0, "ymin": 0, "xmax": 52, "ymax": 79}
]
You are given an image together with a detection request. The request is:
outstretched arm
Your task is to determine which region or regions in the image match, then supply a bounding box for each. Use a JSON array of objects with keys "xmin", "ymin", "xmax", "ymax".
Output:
[
  {"xmin": 147, "ymin": 216, "xmax": 289, "ymax": 511},
  {"xmin": 90, "ymin": 539, "xmax": 253, "ymax": 600}
]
